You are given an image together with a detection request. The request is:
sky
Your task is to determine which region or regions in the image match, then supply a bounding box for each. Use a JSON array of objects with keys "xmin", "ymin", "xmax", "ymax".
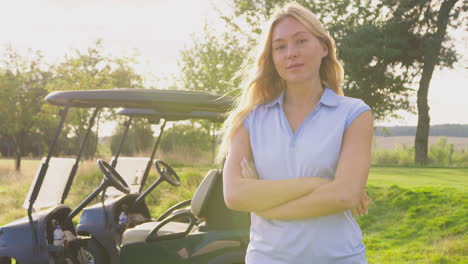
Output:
[{"xmin": 1, "ymin": 0, "xmax": 467, "ymax": 132}]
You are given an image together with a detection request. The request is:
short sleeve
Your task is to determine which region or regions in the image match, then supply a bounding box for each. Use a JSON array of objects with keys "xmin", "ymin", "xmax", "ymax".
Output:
[
  {"xmin": 345, "ymin": 99, "xmax": 372, "ymax": 130},
  {"xmin": 243, "ymin": 110, "xmax": 254, "ymax": 132}
]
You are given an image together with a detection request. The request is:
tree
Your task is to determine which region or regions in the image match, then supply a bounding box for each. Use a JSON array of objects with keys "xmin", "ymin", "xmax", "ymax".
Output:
[
  {"xmin": 221, "ymin": 0, "xmax": 417, "ymax": 120},
  {"xmin": 160, "ymin": 123, "xmax": 212, "ymax": 158},
  {"xmin": 179, "ymin": 25, "xmax": 247, "ymax": 95},
  {"xmin": 178, "ymin": 25, "xmax": 247, "ymax": 162},
  {"xmin": 0, "ymin": 47, "xmax": 51, "ymax": 170},
  {"xmin": 221, "ymin": 0, "xmax": 465, "ymax": 164},
  {"xmin": 46, "ymin": 40, "xmax": 143, "ymax": 158},
  {"xmin": 345, "ymin": 0, "xmax": 463, "ymax": 164},
  {"xmin": 109, "ymin": 118, "xmax": 154, "ymax": 156},
  {"xmin": 401, "ymin": 0, "xmax": 463, "ymax": 164}
]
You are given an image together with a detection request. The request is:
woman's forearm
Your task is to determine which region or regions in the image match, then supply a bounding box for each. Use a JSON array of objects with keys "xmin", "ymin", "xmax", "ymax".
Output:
[
  {"xmin": 256, "ymin": 181, "xmax": 357, "ymax": 219},
  {"xmin": 224, "ymin": 176, "xmax": 330, "ymax": 212},
  {"xmin": 257, "ymin": 112, "xmax": 373, "ymax": 220},
  {"xmin": 223, "ymin": 124, "xmax": 331, "ymax": 212}
]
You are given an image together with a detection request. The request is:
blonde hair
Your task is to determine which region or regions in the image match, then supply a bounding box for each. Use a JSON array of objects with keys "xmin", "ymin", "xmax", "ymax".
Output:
[{"xmin": 217, "ymin": 2, "xmax": 344, "ymax": 163}]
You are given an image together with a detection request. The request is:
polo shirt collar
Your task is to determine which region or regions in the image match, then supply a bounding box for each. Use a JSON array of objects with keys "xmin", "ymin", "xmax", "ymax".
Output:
[
  {"xmin": 265, "ymin": 90, "xmax": 285, "ymax": 108},
  {"xmin": 320, "ymin": 88, "xmax": 340, "ymax": 107},
  {"xmin": 265, "ymin": 87, "xmax": 339, "ymax": 108}
]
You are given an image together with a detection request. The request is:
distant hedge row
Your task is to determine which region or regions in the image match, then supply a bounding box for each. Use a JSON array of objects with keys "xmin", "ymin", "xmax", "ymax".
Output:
[{"xmin": 372, "ymin": 137, "xmax": 468, "ymax": 166}]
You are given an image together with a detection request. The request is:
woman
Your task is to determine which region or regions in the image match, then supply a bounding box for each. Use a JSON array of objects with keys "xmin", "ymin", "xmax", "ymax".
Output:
[{"xmin": 219, "ymin": 3, "xmax": 373, "ymax": 263}]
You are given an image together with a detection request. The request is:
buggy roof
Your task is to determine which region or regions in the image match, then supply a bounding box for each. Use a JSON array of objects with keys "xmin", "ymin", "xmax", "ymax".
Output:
[
  {"xmin": 117, "ymin": 108, "xmax": 226, "ymax": 122},
  {"xmin": 45, "ymin": 89, "xmax": 233, "ymax": 113},
  {"xmin": 29, "ymin": 89, "xmax": 231, "ymax": 209}
]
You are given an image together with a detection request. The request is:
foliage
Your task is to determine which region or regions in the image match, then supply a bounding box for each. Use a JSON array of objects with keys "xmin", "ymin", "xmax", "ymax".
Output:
[
  {"xmin": 222, "ymin": 0, "xmax": 421, "ymax": 120},
  {"xmin": 382, "ymin": 0, "xmax": 465, "ymax": 165},
  {"xmin": 372, "ymin": 137, "xmax": 467, "ymax": 166},
  {"xmin": 177, "ymin": 25, "xmax": 248, "ymax": 162},
  {"xmin": 223, "ymin": 0, "xmax": 465, "ymax": 165},
  {"xmin": 109, "ymin": 118, "xmax": 155, "ymax": 156},
  {"xmin": 0, "ymin": 47, "xmax": 51, "ymax": 170},
  {"xmin": 0, "ymin": 40, "xmax": 145, "ymax": 169},
  {"xmin": 452, "ymin": 147, "xmax": 468, "ymax": 167},
  {"xmin": 45, "ymin": 40, "xmax": 144, "ymax": 159},
  {"xmin": 178, "ymin": 25, "xmax": 247, "ymax": 96},
  {"xmin": 160, "ymin": 124, "xmax": 212, "ymax": 157},
  {"xmin": 373, "ymin": 144, "xmax": 415, "ymax": 166},
  {"xmin": 374, "ymin": 124, "xmax": 468, "ymax": 137},
  {"xmin": 429, "ymin": 137, "xmax": 455, "ymax": 166}
]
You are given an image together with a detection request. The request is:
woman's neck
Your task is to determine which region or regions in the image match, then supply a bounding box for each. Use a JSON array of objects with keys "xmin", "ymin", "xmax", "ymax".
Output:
[{"xmin": 284, "ymin": 78, "xmax": 324, "ymax": 108}]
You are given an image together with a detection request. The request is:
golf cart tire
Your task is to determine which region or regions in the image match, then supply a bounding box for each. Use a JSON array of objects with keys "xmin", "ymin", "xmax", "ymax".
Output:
[
  {"xmin": 82, "ymin": 238, "xmax": 108, "ymax": 264},
  {"xmin": 206, "ymin": 251, "xmax": 245, "ymax": 264}
]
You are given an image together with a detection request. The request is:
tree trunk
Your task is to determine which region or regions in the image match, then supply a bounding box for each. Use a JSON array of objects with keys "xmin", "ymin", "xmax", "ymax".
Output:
[
  {"xmin": 15, "ymin": 152, "xmax": 21, "ymax": 171},
  {"xmin": 211, "ymin": 122, "xmax": 216, "ymax": 165},
  {"xmin": 415, "ymin": 0, "xmax": 458, "ymax": 165},
  {"xmin": 93, "ymin": 113, "xmax": 101, "ymax": 160},
  {"xmin": 415, "ymin": 70, "xmax": 431, "ymax": 165}
]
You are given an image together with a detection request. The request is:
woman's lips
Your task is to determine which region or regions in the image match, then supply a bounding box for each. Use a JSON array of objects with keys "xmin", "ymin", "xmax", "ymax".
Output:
[{"xmin": 287, "ymin": 63, "xmax": 303, "ymax": 70}]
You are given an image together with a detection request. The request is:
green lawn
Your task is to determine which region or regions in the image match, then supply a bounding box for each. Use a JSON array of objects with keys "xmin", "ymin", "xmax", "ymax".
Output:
[
  {"xmin": 1, "ymin": 166, "xmax": 467, "ymax": 263},
  {"xmin": 368, "ymin": 166, "xmax": 467, "ymax": 191},
  {"xmin": 361, "ymin": 167, "xmax": 467, "ymax": 263}
]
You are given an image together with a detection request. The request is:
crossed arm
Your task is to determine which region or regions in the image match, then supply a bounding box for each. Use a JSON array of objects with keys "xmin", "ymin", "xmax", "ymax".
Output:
[{"xmin": 223, "ymin": 111, "xmax": 373, "ymax": 220}]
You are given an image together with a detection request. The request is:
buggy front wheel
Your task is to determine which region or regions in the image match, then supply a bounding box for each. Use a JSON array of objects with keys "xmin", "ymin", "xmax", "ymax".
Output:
[{"xmin": 79, "ymin": 239, "xmax": 108, "ymax": 264}]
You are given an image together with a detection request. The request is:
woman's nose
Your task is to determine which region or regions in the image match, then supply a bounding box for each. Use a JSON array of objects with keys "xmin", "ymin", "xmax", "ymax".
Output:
[{"xmin": 287, "ymin": 43, "xmax": 299, "ymax": 58}]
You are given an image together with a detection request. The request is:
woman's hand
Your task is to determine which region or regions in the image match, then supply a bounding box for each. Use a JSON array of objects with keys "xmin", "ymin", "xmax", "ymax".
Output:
[
  {"xmin": 351, "ymin": 192, "xmax": 369, "ymax": 217},
  {"xmin": 240, "ymin": 157, "xmax": 259, "ymax": 179}
]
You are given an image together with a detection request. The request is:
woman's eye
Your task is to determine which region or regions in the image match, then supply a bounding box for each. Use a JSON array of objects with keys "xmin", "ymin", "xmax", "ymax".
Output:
[
  {"xmin": 298, "ymin": 39, "xmax": 307, "ymax": 44},
  {"xmin": 274, "ymin": 45, "xmax": 285, "ymax": 51}
]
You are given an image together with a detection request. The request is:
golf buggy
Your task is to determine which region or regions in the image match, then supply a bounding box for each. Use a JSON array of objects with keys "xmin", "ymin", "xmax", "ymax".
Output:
[
  {"xmin": 74, "ymin": 107, "xmax": 237, "ymax": 264},
  {"xmin": 0, "ymin": 89, "xmax": 249, "ymax": 264},
  {"xmin": 115, "ymin": 108, "xmax": 250, "ymax": 264}
]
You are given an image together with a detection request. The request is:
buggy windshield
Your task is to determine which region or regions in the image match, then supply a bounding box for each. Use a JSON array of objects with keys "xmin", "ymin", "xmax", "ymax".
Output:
[{"xmin": 23, "ymin": 158, "xmax": 76, "ymax": 210}]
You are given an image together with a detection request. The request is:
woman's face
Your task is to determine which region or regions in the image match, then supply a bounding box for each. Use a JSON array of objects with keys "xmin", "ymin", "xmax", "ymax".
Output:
[{"xmin": 271, "ymin": 16, "xmax": 327, "ymax": 85}]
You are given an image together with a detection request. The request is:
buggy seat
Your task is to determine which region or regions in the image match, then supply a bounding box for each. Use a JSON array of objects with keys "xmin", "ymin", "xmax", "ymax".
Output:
[{"xmin": 121, "ymin": 169, "xmax": 250, "ymax": 245}]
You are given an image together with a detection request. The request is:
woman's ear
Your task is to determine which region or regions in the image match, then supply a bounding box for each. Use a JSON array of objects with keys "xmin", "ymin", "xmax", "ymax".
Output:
[{"xmin": 321, "ymin": 42, "xmax": 328, "ymax": 58}]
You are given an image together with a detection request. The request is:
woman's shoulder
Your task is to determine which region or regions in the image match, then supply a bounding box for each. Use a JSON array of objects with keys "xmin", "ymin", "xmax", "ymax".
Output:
[
  {"xmin": 247, "ymin": 102, "xmax": 272, "ymax": 115},
  {"xmin": 337, "ymin": 96, "xmax": 372, "ymax": 116},
  {"xmin": 243, "ymin": 101, "xmax": 278, "ymax": 130},
  {"xmin": 322, "ymin": 88, "xmax": 369, "ymax": 111},
  {"xmin": 336, "ymin": 94, "xmax": 368, "ymax": 109},
  {"xmin": 334, "ymin": 94, "xmax": 372, "ymax": 129}
]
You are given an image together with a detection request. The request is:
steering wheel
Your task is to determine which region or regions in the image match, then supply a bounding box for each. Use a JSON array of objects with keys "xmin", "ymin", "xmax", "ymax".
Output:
[
  {"xmin": 97, "ymin": 159, "xmax": 130, "ymax": 194},
  {"xmin": 154, "ymin": 160, "xmax": 181, "ymax": 187}
]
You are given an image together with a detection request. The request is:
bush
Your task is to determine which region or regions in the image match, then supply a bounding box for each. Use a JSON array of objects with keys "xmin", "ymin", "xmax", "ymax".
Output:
[
  {"xmin": 428, "ymin": 137, "xmax": 455, "ymax": 166},
  {"xmin": 160, "ymin": 124, "xmax": 211, "ymax": 155},
  {"xmin": 396, "ymin": 144, "xmax": 414, "ymax": 165},
  {"xmin": 372, "ymin": 144, "xmax": 414, "ymax": 166},
  {"xmin": 372, "ymin": 149, "xmax": 399, "ymax": 165},
  {"xmin": 109, "ymin": 120, "xmax": 155, "ymax": 156},
  {"xmin": 452, "ymin": 147, "xmax": 468, "ymax": 167},
  {"xmin": 372, "ymin": 137, "xmax": 467, "ymax": 167}
]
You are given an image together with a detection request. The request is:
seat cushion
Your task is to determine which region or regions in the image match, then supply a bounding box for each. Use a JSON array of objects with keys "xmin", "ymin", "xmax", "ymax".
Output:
[{"xmin": 121, "ymin": 221, "xmax": 190, "ymax": 245}]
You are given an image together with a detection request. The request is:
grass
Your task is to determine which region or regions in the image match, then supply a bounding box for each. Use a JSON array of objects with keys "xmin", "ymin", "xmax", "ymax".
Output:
[
  {"xmin": 0, "ymin": 161, "xmax": 467, "ymax": 263},
  {"xmin": 65, "ymin": 164, "xmax": 210, "ymax": 218},
  {"xmin": 362, "ymin": 167, "xmax": 467, "ymax": 263},
  {"xmin": 0, "ymin": 159, "xmax": 41, "ymax": 180},
  {"xmin": 368, "ymin": 166, "xmax": 467, "ymax": 191},
  {"xmin": 0, "ymin": 159, "xmax": 41, "ymax": 225}
]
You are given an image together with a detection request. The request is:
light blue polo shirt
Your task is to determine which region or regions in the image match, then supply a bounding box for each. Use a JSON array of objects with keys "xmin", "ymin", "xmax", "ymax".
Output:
[{"xmin": 243, "ymin": 88, "xmax": 371, "ymax": 264}]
